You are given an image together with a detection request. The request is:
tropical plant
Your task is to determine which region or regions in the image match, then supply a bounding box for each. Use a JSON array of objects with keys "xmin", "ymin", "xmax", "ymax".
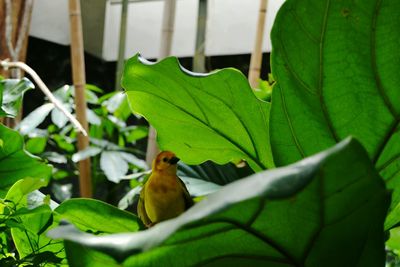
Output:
[
  {"xmin": 2, "ymin": 0, "xmax": 400, "ymax": 265},
  {"xmin": 0, "ymin": 74, "xmax": 231, "ymax": 265},
  {"xmin": 17, "ymin": 84, "xmax": 148, "ymax": 201},
  {"xmin": 47, "ymin": 0, "xmax": 400, "ymax": 266}
]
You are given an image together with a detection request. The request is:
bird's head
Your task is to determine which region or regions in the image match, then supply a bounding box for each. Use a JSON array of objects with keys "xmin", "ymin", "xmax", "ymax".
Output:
[{"xmin": 152, "ymin": 151, "xmax": 180, "ymax": 174}]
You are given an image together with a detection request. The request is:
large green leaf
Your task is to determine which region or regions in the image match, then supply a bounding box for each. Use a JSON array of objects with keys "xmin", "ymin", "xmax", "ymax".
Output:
[
  {"xmin": 270, "ymin": 0, "xmax": 400, "ymax": 229},
  {"xmin": 122, "ymin": 54, "xmax": 272, "ymax": 171},
  {"xmin": 0, "ymin": 125, "xmax": 52, "ymax": 197},
  {"xmin": 49, "ymin": 138, "xmax": 388, "ymax": 267},
  {"xmin": 0, "ymin": 78, "xmax": 34, "ymax": 118}
]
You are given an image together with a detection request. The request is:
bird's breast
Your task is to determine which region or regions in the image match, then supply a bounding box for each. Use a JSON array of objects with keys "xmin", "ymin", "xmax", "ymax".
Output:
[
  {"xmin": 144, "ymin": 175, "xmax": 186, "ymax": 222},
  {"xmin": 148, "ymin": 177, "xmax": 178, "ymax": 194}
]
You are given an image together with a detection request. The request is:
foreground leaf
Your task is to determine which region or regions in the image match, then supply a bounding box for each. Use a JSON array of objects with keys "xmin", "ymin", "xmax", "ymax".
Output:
[
  {"xmin": 270, "ymin": 0, "xmax": 400, "ymax": 229},
  {"xmin": 49, "ymin": 138, "xmax": 388, "ymax": 267},
  {"xmin": 0, "ymin": 125, "xmax": 52, "ymax": 197},
  {"xmin": 122, "ymin": 54, "xmax": 272, "ymax": 171}
]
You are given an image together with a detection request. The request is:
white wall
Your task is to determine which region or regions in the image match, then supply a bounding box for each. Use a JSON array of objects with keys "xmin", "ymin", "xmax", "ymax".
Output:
[
  {"xmin": 30, "ymin": 0, "xmax": 70, "ymax": 45},
  {"xmin": 29, "ymin": 0, "xmax": 285, "ymax": 61}
]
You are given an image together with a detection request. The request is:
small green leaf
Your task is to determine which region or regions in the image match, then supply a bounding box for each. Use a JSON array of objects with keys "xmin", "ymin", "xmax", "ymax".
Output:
[
  {"xmin": 43, "ymin": 151, "xmax": 68, "ymax": 164},
  {"xmin": 52, "ymin": 134, "xmax": 75, "ymax": 153},
  {"xmin": 100, "ymin": 151, "xmax": 129, "ymax": 183},
  {"xmin": 25, "ymin": 137, "xmax": 47, "ymax": 154},
  {"xmin": 119, "ymin": 152, "xmax": 148, "ymax": 170},
  {"xmin": 122, "ymin": 54, "xmax": 273, "ymax": 171},
  {"xmin": 86, "ymin": 84, "xmax": 104, "ymax": 93},
  {"xmin": 87, "ymin": 108, "xmax": 101, "ymax": 125},
  {"xmin": 51, "ymin": 103, "xmax": 72, "ymax": 128},
  {"xmin": 387, "ymin": 227, "xmax": 400, "ymax": 254},
  {"xmin": 0, "ymin": 78, "xmax": 34, "ymax": 118},
  {"xmin": 17, "ymin": 103, "xmax": 54, "ymax": 134},
  {"xmin": 54, "ymin": 198, "xmax": 139, "ymax": 233},
  {"xmin": 5, "ymin": 178, "xmax": 48, "ymax": 207},
  {"xmin": 123, "ymin": 126, "xmax": 148, "ymax": 143},
  {"xmin": 72, "ymin": 146, "xmax": 102, "ymax": 162},
  {"xmin": 103, "ymin": 92, "xmax": 126, "ymax": 113},
  {"xmin": 52, "ymin": 169, "xmax": 71, "ymax": 180}
]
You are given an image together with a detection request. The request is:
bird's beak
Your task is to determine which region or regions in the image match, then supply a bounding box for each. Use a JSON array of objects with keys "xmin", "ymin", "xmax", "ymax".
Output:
[{"xmin": 168, "ymin": 156, "xmax": 180, "ymax": 165}]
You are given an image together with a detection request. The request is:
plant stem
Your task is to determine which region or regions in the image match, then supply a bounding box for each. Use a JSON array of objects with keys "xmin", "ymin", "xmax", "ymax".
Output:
[{"xmin": 0, "ymin": 60, "xmax": 87, "ymax": 135}]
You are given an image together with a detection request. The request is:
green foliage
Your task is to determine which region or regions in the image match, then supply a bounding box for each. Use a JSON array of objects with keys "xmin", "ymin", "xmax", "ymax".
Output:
[
  {"xmin": 0, "ymin": 125, "xmax": 51, "ymax": 197},
  {"xmin": 122, "ymin": 55, "xmax": 273, "ymax": 171},
  {"xmin": 0, "ymin": 0, "xmax": 398, "ymax": 265},
  {"xmin": 253, "ymin": 74, "xmax": 275, "ymax": 102},
  {"xmin": 1, "ymin": 178, "xmax": 65, "ymax": 266},
  {"xmin": 18, "ymin": 84, "xmax": 148, "ymax": 200},
  {"xmin": 0, "ymin": 78, "xmax": 34, "ymax": 118},
  {"xmin": 0, "ymin": 177, "xmax": 141, "ymax": 266},
  {"xmin": 49, "ymin": 139, "xmax": 388, "ymax": 267},
  {"xmin": 54, "ymin": 199, "xmax": 139, "ymax": 233},
  {"xmin": 25, "ymin": 137, "xmax": 47, "ymax": 155},
  {"xmin": 269, "ymin": 0, "xmax": 400, "ymax": 230},
  {"xmin": 386, "ymin": 227, "xmax": 400, "ymax": 266}
]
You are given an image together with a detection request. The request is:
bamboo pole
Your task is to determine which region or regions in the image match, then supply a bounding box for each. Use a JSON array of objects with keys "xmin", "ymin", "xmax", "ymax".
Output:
[
  {"xmin": 68, "ymin": 0, "xmax": 92, "ymax": 198},
  {"xmin": 248, "ymin": 0, "xmax": 268, "ymax": 89},
  {"xmin": 159, "ymin": 0, "xmax": 176, "ymax": 59},
  {"xmin": 145, "ymin": 0, "xmax": 177, "ymax": 166},
  {"xmin": 114, "ymin": 0, "xmax": 129, "ymax": 91},
  {"xmin": 192, "ymin": 0, "xmax": 207, "ymax": 73}
]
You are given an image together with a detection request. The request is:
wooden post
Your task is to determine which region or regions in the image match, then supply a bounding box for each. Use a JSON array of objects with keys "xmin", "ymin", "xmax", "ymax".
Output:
[
  {"xmin": 193, "ymin": 0, "xmax": 207, "ymax": 73},
  {"xmin": 68, "ymin": 0, "xmax": 92, "ymax": 197},
  {"xmin": 146, "ymin": 0, "xmax": 177, "ymax": 166},
  {"xmin": 248, "ymin": 0, "xmax": 268, "ymax": 89},
  {"xmin": 114, "ymin": 0, "xmax": 129, "ymax": 91}
]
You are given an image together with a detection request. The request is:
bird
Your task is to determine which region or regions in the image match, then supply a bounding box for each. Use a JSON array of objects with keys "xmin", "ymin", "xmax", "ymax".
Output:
[{"xmin": 137, "ymin": 151, "xmax": 194, "ymax": 227}]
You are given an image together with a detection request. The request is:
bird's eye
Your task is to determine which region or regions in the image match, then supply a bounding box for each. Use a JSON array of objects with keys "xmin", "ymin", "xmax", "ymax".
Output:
[{"xmin": 163, "ymin": 157, "xmax": 168, "ymax": 162}]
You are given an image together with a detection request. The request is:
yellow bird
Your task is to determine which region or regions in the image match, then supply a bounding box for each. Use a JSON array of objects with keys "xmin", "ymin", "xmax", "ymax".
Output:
[{"xmin": 137, "ymin": 151, "xmax": 194, "ymax": 227}]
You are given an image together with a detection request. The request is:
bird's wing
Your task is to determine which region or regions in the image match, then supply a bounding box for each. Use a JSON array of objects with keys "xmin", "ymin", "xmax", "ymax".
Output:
[
  {"xmin": 138, "ymin": 184, "xmax": 152, "ymax": 227},
  {"xmin": 178, "ymin": 176, "xmax": 194, "ymax": 209}
]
